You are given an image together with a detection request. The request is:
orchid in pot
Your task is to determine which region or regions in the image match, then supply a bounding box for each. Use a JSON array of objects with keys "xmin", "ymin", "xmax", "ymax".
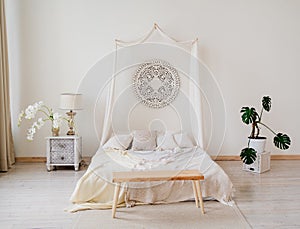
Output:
[
  {"xmin": 18, "ymin": 101, "xmax": 66, "ymax": 140},
  {"xmin": 240, "ymin": 96, "xmax": 291, "ymax": 165}
]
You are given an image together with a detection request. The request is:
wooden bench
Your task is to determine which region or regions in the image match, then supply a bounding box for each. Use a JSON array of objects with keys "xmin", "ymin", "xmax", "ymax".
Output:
[{"xmin": 112, "ymin": 170, "xmax": 205, "ymax": 218}]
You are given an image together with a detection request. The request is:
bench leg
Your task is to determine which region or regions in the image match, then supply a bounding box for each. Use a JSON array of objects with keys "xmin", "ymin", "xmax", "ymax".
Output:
[
  {"xmin": 192, "ymin": 181, "xmax": 199, "ymax": 208},
  {"xmin": 112, "ymin": 182, "xmax": 121, "ymax": 218},
  {"xmin": 196, "ymin": 180, "xmax": 205, "ymax": 214}
]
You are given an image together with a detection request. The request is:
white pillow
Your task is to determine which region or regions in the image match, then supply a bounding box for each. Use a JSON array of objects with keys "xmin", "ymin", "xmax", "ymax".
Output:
[
  {"xmin": 174, "ymin": 133, "xmax": 194, "ymax": 148},
  {"xmin": 102, "ymin": 134, "xmax": 133, "ymax": 150},
  {"xmin": 156, "ymin": 131, "xmax": 178, "ymax": 150},
  {"xmin": 132, "ymin": 130, "xmax": 156, "ymax": 151}
]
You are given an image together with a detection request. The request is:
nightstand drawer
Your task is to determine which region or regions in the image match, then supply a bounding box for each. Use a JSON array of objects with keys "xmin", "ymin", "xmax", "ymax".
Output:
[
  {"xmin": 50, "ymin": 139, "xmax": 74, "ymax": 152},
  {"xmin": 50, "ymin": 151, "xmax": 74, "ymax": 164}
]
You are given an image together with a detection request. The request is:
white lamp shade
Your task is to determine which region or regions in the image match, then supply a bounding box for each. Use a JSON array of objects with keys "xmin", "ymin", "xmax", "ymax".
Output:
[{"xmin": 60, "ymin": 93, "xmax": 83, "ymax": 110}]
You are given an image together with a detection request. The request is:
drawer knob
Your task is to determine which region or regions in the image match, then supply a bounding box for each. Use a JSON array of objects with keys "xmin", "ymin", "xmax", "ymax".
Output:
[
  {"xmin": 58, "ymin": 143, "xmax": 66, "ymax": 148},
  {"xmin": 61, "ymin": 156, "xmax": 65, "ymax": 160}
]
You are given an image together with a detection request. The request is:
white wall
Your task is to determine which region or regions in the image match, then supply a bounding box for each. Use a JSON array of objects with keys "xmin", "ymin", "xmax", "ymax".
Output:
[{"xmin": 6, "ymin": 0, "xmax": 300, "ymax": 157}]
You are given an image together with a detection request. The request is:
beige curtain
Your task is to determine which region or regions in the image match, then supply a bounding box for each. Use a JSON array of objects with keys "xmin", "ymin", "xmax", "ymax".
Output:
[{"xmin": 0, "ymin": 0, "xmax": 15, "ymax": 172}]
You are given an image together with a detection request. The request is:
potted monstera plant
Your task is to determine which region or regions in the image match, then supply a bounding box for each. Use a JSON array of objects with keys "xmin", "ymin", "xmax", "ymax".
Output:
[{"xmin": 240, "ymin": 96, "xmax": 291, "ymax": 164}]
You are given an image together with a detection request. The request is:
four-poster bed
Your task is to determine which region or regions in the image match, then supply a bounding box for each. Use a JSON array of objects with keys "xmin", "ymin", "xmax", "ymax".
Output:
[{"xmin": 69, "ymin": 24, "xmax": 233, "ymax": 212}]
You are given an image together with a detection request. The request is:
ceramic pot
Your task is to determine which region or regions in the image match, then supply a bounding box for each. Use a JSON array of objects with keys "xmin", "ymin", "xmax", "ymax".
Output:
[{"xmin": 248, "ymin": 137, "xmax": 266, "ymax": 154}]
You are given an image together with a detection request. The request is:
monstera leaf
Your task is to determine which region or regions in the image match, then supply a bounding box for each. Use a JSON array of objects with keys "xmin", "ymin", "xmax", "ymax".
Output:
[
  {"xmin": 240, "ymin": 147, "xmax": 257, "ymax": 165},
  {"xmin": 274, "ymin": 133, "xmax": 291, "ymax": 150},
  {"xmin": 240, "ymin": 107, "xmax": 258, "ymax": 124},
  {"xmin": 262, "ymin": 96, "xmax": 271, "ymax": 112}
]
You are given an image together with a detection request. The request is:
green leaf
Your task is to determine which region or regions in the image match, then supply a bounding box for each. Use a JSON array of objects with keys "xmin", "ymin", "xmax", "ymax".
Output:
[
  {"xmin": 240, "ymin": 147, "xmax": 257, "ymax": 165},
  {"xmin": 274, "ymin": 133, "xmax": 291, "ymax": 150},
  {"xmin": 262, "ymin": 96, "xmax": 271, "ymax": 112},
  {"xmin": 240, "ymin": 107, "xmax": 258, "ymax": 124}
]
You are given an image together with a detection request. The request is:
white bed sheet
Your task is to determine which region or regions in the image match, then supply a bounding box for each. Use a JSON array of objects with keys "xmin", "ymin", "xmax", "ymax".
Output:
[{"xmin": 69, "ymin": 147, "xmax": 233, "ymax": 212}]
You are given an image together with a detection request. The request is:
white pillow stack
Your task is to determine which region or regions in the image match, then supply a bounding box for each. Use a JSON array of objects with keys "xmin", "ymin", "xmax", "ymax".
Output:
[{"xmin": 102, "ymin": 131, "xmax": 195, "ymax": 151}]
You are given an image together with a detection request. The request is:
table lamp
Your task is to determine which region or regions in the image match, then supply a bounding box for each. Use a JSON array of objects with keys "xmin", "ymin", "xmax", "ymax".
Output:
[{"xmin": 60, "ymin": 93, "xmax": 83, "ymax": 135}]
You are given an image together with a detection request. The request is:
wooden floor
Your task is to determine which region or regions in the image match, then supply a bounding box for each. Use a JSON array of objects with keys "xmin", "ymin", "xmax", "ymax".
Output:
[
  {"xmin": 0, "ymin": 160, "xmax": 299, "ymax": 228},
  {"xmin": 218, "ymin": 160, "xmax": 300, "ymax": 228}
]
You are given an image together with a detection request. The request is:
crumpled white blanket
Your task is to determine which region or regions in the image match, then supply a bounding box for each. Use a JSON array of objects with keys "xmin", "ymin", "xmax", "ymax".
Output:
[{"xmin": 68, "ymin": 147, "xmax": 233, "ymax": 212}]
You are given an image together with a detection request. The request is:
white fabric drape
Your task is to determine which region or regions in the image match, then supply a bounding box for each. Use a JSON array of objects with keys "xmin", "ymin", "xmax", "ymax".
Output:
[
  {"xmin": 100, "ymin": 44, "xmax": 117, "ymax": 146},
  {"xmin": 190, "ymin": 41, "xmax": 204, "ymax": 147},
  {"xmin": 101, "ymin": 24, "xmax": 204, "ymax": 149}
]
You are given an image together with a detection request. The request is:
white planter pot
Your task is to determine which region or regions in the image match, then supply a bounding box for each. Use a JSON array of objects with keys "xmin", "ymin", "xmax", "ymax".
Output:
[{"xmin": 248, "ymin": 137, "xmax": 267, "ymax": 154}]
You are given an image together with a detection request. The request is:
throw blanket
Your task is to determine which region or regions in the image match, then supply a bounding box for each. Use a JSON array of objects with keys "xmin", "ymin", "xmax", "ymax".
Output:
[{"xmin": 69, "ymin": 147, "xmax": 233, "ymax": 212}]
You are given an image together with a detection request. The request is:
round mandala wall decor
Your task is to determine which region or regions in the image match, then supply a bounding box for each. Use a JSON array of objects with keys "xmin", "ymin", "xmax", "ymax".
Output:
[{"xmin": 133, "ymin": 60, "xmax": 180, "ymax": 109}]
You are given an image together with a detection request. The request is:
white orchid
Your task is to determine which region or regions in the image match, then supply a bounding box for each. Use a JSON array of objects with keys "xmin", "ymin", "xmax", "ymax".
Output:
[
  {"xmin": 24, "ymin": 101, "xmax": 44, "ymax": 120},
  {"xmin": 26, "ymin": 125, "xmax": 36, "ymax": 141},
  {"xmin": 52, "ymin": 113, "xmax": 62, "ymax": 129},
  {"xmin": 18, "ymin": 110, "xmax": 25, "ymax": 126},
  {"xmin": 18, "ymin": 101, "xmax": 66, "ymax": 140},
  {"xmin": 36, "ymin": 118, "xmax": 45, "ymax": 129},
  {"xmin": 27, "ymin": 134, "xmax": 34, "ymax": 141},
  {"xmin": 24, "ymin": 105, "xmax": 35, "ymax": 119}
]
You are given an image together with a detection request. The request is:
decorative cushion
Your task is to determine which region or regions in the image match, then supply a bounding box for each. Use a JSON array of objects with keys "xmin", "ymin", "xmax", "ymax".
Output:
[
  {"xmin": 174, "ymin": 133, "xmax": 195, "ymax": 148},
  {"xmin": 102, "ymin": 134, "xmax": 133, "ymax": 150},
  {"xmin": 132, "ymin": 130, "xmax": 156, "ymax": 151},
  {"xmin": 156, "ymin": 131, "xmax": 178, "ymax": 150}
]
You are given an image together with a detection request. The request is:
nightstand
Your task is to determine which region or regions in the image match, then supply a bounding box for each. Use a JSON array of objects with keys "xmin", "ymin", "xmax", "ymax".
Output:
[{"xmin": 46, "ymin": 136, "xmax": 82, "ymax": 171}]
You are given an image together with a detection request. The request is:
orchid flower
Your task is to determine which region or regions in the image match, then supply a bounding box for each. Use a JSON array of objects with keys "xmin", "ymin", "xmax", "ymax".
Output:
[{"xmin": 18, "ymin": 101, "xmax": 66, "ymax": 140}]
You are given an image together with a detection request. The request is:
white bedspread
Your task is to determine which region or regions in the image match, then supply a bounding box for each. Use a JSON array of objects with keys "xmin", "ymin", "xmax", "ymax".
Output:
[{"xmin": 69, "ymin": 147, "xmax": 233, "ymax": 212}]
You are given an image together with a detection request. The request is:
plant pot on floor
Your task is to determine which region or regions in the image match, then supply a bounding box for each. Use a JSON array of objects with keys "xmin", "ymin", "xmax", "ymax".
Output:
[
  {"xmin": 239, "ymin": 96, "xmax": 291, "ymax": 170},
  {"xmin": 248, "ymin": 137, "xmax": 266, "ymax": 154},
  {"xmin": 243, "ymin": 137, "xmax": 269, "ymax": 173}
]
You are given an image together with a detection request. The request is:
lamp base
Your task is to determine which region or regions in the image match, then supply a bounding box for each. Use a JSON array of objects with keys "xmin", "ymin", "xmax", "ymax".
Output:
[
  {"xmin": 66, "ymin": 130, "xmax": 75, "ymax": 135},
  {"xmin": 66, "ymin": 110, "xmax": 76, "ymax": 136}
]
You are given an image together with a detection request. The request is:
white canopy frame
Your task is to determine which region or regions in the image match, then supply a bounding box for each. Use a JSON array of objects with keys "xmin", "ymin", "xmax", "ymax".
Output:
[{"xmin": 100, "ymin": 23, "xmax": 204, "ymax": 149}]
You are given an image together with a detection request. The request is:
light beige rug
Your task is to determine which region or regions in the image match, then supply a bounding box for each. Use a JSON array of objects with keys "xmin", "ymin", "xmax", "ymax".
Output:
[
  {"xmin": 73, "ymin": 201, "xmax": 250, "ymax": 229},
  {"xmin": 2, "ymin": 163, "xmax": 249, "ymax": 228}
]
